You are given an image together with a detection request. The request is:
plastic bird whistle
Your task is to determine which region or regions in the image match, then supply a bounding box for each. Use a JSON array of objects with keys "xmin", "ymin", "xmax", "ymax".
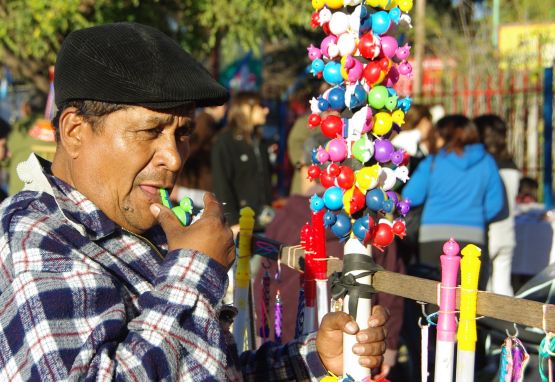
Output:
[
  {"xmin": 159, "ymin": 189, "xmax": 193, "ymax": 226},
  {"xmin": 457, "ymin": 244, "xmax": 481, "ymax": 351}
]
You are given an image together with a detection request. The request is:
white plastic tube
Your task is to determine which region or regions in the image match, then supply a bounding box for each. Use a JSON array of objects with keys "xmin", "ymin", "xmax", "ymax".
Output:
[{"xmin": 316, "ymin": 279, "xmax": 329, "ymax": 326}]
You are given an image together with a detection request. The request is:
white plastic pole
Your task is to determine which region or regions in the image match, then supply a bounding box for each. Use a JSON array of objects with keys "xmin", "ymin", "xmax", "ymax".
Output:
[
  {"xmin": 342, "ymin": 238, "xmax": 372, "ymax": 381},
  {"xmin": 316, "ymin": 279, "xmax": 329, "ymax": 326}
]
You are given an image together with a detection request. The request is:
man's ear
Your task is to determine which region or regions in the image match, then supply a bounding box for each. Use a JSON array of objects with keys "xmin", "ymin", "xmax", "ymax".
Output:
[{"xmin": 58, "ymin": 107, "xmax": 87, "ymax": 159}]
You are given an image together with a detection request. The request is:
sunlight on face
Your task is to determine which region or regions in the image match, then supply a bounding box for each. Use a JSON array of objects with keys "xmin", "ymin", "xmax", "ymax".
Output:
[{"xmin": 72, "ymin": 105, "xmax": 195, "ymax": 233}]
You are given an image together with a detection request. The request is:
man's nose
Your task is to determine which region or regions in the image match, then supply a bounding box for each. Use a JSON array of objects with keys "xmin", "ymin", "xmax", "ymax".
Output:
[{"xmin": 155, "ymin": 137, "xmax": 183, "ymax": 173}]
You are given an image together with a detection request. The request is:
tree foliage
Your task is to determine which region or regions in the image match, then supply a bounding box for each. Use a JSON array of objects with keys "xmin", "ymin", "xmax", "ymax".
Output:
[{"xmin": 0, "ymin": 0, "xmax": 310, "ymax": 93}]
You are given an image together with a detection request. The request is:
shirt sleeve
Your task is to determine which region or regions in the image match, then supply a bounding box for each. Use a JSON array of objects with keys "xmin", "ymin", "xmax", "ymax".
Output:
[
  {"xmin": 402, "ymin": 155, "xmax": 433, "ymax": 207},
  {"xmin": 484, "ymin": 155, "xmax": 505, "ymax": 222},
  {"xmin": 0, "ymin": 213, "xmax": 230, "ymax": 381},
  {"xmin": 239, "ymin": 333, "xmax": 328, "ymax": 381}
]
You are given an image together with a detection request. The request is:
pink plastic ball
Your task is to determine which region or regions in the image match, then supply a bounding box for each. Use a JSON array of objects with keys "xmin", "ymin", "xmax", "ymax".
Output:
[
  {"xmin": 380, "ymin": 36, "xmax": 399, "ymax": 58},
  {"xmin": 326, "ymin": 138, "xmax": 348, "ymax": 162}
]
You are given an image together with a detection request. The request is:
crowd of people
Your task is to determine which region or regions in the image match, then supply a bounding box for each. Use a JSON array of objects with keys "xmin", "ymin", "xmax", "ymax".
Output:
[{"xmin": 0, "ymin": 21, "xmax": 547, "ymax": 382}]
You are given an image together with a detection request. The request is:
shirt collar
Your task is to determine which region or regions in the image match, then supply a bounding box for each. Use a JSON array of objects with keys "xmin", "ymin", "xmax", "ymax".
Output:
[{"xmin": 21, "ymin": 154, "xmax": 117, "ymax": 240}]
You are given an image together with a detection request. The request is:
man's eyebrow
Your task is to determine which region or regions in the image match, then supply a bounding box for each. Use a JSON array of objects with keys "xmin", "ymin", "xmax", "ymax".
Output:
[{"xmin": 145, "ymin": 115, "xmax": 174, "ymax": 126}]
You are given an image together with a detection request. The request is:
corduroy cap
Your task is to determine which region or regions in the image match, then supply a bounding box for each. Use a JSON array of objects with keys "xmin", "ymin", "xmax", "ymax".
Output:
[{"xmin": 54, "ymin": 22, "xmax": 229, "ymax": 109}]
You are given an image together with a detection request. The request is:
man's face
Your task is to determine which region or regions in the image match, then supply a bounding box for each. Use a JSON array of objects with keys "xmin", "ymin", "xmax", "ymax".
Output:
[{"xmin": 70, "ymin": 106, "xmax": 194, "ymax": 233}]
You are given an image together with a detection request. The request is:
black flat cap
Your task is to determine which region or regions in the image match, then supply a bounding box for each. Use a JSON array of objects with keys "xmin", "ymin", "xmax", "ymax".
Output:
[{"xmin": 54, "ymin": 22, "xmax": 229, "ymax": 108}]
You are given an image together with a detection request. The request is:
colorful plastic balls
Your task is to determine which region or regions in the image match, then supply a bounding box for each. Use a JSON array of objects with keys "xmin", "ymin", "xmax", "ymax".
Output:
[
  {"xmin": 392, "ymin": 109, "xmax": 405, "ymax": 126},
  {"xmin": 372, "ymin": 223, "xmax": 394, "ymax": 248},
  {"xmin": 398, "ymin": 61, "xmax": 413, "ymax": 77},
  {"xmin": 329, "ymin": 12, "xmax": 349, "ymax": 36},
  {"xmin": 308, "ymin": 113, "xmax": 321, "ymax": 128},
  {"xmin": 320, "ymin": 35, "xmax": 338, "ymax": 58},
  {"xmin": 383, "ymin": 65, "xmax": 400, "ymax": 87},
  {"xmin": 327, "ymin": 163, "xmax": 341, "ymax": 177},
  {"xmin": 310, "ymin": 194, "xmax": 325, "ymax": 212},
  {"xmin": 358, "ymin": 32, "xmax": 381, "ymax": 60},
  {"xmin": 390, "ymin": 149, "xmax": 405, "ymax": 165},
  {"xmin": 328, "ymin": 87, "xmax": 346, "ymax": 110},
  {"xmin": 343, "ymin": 186, "xmax": 366, "ymax": 215},
  {"xmin": 356, "ymin": 164, "xmax": 380, "ymax": 191},
  {"xmin": 321, "ymin": 115, "xmax": 343, "ymax": 138},
  {"xmin": 353, "ymin": 215, "xmax": 374, "ymax": 243},
  {"xmin": 398, "ymin": 0, "xmax": 414, "ymax": 13},
  {"xmin": 323, "ymin": 62, "xmax": 344, "ymax": 85},
  {"xmin": 385, "ymin": 95, "xmax": 399, "ymax": 112},
  {"xmin": 324, "ymin": 186, "xmax": 344, "ymax": 211},
  {"xmin": 337, "ymin": 166, "xmax": 355, "ymax": 189},
  {"xmin": 337, "ymin": 34, "xmax": 357, "ymax": 57},
  {"xmin": 346, "ymin": 83, "xmax": 367, "ymax": 109},
  {"xmin": 341, "ymin": 56, "xmax": 363, "ymax": 83},
  {"xmin": 320, "ymin": 171, "xmax": 336, "ymax": 188},
  {"xmin": 350, "ymin": 106, "xmax": 373, "ymax": 135},
  {"xmin": 352, "ymin": 135, "xmax": 374, "ymax": 164},
  {"xmin": 380, "ymin": 36, "xmax": 399, "ymax": 58},
  {"xmin": 396, "ymin": 199, "xmax": 411, "ymax": 216},
  {"xmin": 367, "ymin": 86, "xmax": 389, "ymax": 109},
  {"xmin": 366, "ymin": 188, "xmax": 386, "ymax": 211},
  {"xmin": 382, "ymin": 198, "xmax": 395, "ymax": 213},
  {"xmin": 331, "ymin": 213, "xmax": 351, "ymax": 238},
  {"xmin": 326, "ymin": 0, "xmax": 345, "ymax": 9},
  {"xmin": 396, "ymin": 43, "xmax": 411, "ymax": 61},
  {"xmin": 312, "ymin": 0, "xmax": 325, "ymax": 10},
  {"xmin": 362, "ymin": 61, "xmax": 386, "ymax": 87},
  {"xmin": 373, "ymin": 112, "xmax": 393, "ymax": 136},
  {"xmin": 307, "ymin": 164, "xmax": 321, "ymax": 180},
  {"xmin": 393, "ymin": 219, "xmax": 406, "ymax": 238},
  {"xmin": 318, "ymin": 97, "xmax": 330, "ymax": 112},
  {"xmin": 397, "ymin": 97, "xmax": 412, "ymax": 113},
  {"xmin": 379, "ymin": 167, "xmax": 397, "ymax": 191},
  {"xmin": 316, "ymin": 146, "xmax": 330, "ymax": 163},
  {"xmin": 310, "ymin": 58, "xmax": 325, "ymax": 76},
  {"xmin": 326, "ymin": 138, "xmax": 348, "ymax": 162},
  {"xmin": 307, "ymin": 44, "xmax": 322, "ymax": 61},
  {"xmin": 386, "ymin": 191, "xmax": 399, "ymax": 205},
  {"xmin": 372, "ymin": 11, "xmax": 391, "ymax": 35},
  {"xmin": 323, "ymin": 211, "xmax": 337, "ymax": 228}
]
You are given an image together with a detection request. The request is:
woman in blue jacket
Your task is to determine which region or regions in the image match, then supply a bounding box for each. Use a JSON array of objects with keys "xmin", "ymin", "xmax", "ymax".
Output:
[{"xmin": 402, "ymin": 115, "xmax": 504, "ymax": 283}]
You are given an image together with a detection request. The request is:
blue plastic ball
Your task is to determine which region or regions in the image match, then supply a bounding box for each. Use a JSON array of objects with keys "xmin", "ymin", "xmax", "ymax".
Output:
[
  {"xmin": 324, "ymin": 186, "xmax": 344, "ymax": 211},
  {"xmin": 318, "ymin": 97, "xmax": 330, "ymax": 112},
  {"xmin": 366, "ymin": 188, "xmax": 386, "ymax": 211},
  {"xmin": 389, "ymin": 7, "xmax": 401, "ymax": 24},
  {"xmin": 382, "ymin": 199, "xmax": 395, "ymax": 213},
  {"xmin": 328, "ymin": 87, "xmax": 346, "ymax": 110},
  {"xmin": 349, "ymin": 84, "xmax": 367, "ymax": 109},
  {"xmin": 371, "ymin": 11, "xmax": 391, "ymax": 35},
  {"xmin": 331, "ymin": 213, "xmax": 351, "ymax": 238},
  {"xmin": 353, "ymin": 216, "xmax": 370, "ymax": 242},
  {"xmin": 323, "ymin": 62, "xmax": 344, "ymax": 86}
]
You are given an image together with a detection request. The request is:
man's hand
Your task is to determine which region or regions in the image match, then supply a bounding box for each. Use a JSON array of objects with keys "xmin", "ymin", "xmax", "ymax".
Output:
[
  {"xmin": 150, "ymin": 193, "xmax": 235, "ymax": 269},
  {"xmin": 316, "ymin": 305, "xmax": 389, "ymax": 376}
]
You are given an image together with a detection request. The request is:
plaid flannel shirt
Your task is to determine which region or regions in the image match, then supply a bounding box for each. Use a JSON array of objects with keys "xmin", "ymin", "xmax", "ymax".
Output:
[{"xmin": 0, "ymin": 154, "xmax": 327, "ymax": 381}]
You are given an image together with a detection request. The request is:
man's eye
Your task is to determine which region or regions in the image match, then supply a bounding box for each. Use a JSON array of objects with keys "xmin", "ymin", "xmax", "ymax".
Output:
[
  {"xmin": 145, "ymin": 127, "xmax": 163, "ymax": 136},
  {"xmin": 176, "ymin": 124, "xmax": 194, "ymax": 141}
]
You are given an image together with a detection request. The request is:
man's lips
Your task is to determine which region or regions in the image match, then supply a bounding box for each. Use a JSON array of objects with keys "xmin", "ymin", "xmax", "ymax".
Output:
[{"xmin": 139, "ymin": 185, "xmax": 170, "ymax": 203}]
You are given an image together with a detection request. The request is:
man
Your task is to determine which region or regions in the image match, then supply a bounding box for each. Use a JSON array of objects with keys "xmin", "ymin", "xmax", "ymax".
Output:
[{"xmin": 0, "ymin": 22, "xmax": 387, "ymax": 381}]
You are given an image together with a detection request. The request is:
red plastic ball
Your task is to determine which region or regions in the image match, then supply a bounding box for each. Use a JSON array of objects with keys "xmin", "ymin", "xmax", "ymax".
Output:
[
  {"xmin": 358, "ymin": 32, "xmax": 380, "ymax": 59},
  {"xmin": 326, "ymin": 163, "xmax": 341, "ymax": 177},
  {"xmin": 308, "ymin": 113, "xmax": 321, "ymax": 128},
  {"xmin": 320, "ymin": 115, "xmax": 343, "ymax": 138},
  {"xmin": 336, "ymin": 166, "xmax": 355, "ymax": 189},
  {"xmin": 320, "ymin": 171, "xmax": 336, "ymax": 188},
  {"xmin": 392, "ymin": 220, "xmax": 406, "ymax": 238},
  {"xmin": 362, "ymin": 61, "xmax": 384, "ymax": 87},
  {"xmin": 372, "ymin": 223, "xmax": 394, "ymax": 247},
  {"xmin": 311, "ymin": 12, "xmax": 320, "ymax": 29},
  {"xmin": 322, "ymin": 22, "xmax": 331, "ymax": 35},
  {"xmin": 349, "ymin": 187, "xmax": 366, "ymax": 214},
  {"xmin": 307, "ymin": 164, "xmax": 321, "ymax": 180}
]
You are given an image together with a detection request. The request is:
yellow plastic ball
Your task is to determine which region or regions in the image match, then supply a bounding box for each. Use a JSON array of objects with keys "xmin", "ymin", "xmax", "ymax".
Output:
[
  {"xmin": 326, "ymin": 0, "xmax": 344, "ymax": 9},
  {"xmin": 321, "ymin": 376, "xmax": 339, "ymax": 382},
  {"xmin": 312, "ymin": 0, "xmax": 326, "ymax": 10},
  {"xmin": 366, "ymin": 0, "xmax": 382, "ymax": 7},
  {"xmin": 355, "ymin": 165, "xmax": 380, "ymax": 191},
  {"xmin": 399, "ymin": 0, "xmax": 413, "ymax": 12},
  {"xmin": 385, "ymin": 0, "xmax": 398, "ymax": 10},
  {"xmin": 342, "ymin": 187, "xmax": 354, "ymax": 215},
  {"xmin": 373, "ymin": 112, "xmax": 393, "ymax": 136}
]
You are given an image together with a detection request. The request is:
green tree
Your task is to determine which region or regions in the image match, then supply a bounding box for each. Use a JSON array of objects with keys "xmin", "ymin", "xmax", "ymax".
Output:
[{"xmin": 0, "ymin": 0, "xmax": 311, "ymax": 93}]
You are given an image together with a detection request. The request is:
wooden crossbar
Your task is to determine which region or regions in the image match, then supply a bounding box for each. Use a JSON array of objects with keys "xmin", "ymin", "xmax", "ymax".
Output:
[{"xmin": 279, "ymin": 246, "xmax": 555, "ymax": 333}]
